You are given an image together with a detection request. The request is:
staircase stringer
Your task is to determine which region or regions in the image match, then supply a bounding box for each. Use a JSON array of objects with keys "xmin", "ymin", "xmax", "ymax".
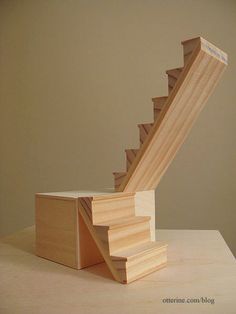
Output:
[
  {"xmin": 78, "ymin": 200, "xmax": 123, "ymax": 283},
  {"xmin": 117, "ymin": 37, "xmax": 227, "ymax": 193}
]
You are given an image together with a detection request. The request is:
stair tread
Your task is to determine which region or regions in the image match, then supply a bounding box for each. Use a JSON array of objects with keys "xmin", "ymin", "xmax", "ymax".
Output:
[
  {"xmin": 125, "ymin": 148, "xmax": 139, "ymax": 153},
  {"xmin": 113, "ymin": 171, "xmax": 127, "ymax": 175},
  {"xmin": 92, "ymin": 191, "xmax": 134, "ymax": 201},
  {"xmin": 95, "ymin": 215, "xmax": 150, "ymax": 230},
  {"xmin": 138, "ymin": 122, "xmax": 153, "ymax": 127},
  {"xmin": 166, "ymin": 67, "xmax": 183, "ymax": 75},
  {"xmin": 152, "ymin": 96, "xmax": 168, "ymax": 102},
  {"xmin": 111, "ymin": 241, "xmax": 167, "ymax": 261},
  {"xmin": 181, "ymin": 36, "xmax": 200, "ymax": 44}
]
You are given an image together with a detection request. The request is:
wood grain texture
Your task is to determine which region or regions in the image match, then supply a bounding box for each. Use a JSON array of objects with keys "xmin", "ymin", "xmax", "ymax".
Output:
[
  {"xmin": 35, "ymin": 196, "xmax": 79, "ymax": 269},
  {"xmin": 78, "ymin": 198, "xmax": 123, "ymax": 283},
  {"xmin": 35, "ymin": 190, "xmax": 166, "ymax": 284},
  {"xmin": 78, "ymin": 212, "xmax": 104, "ymax": 267},
  {"xmin": 117, "ymin": 37, "xmax": 227, "ymax": 192},
  {"xmin": 94, "ymin": 216, "xmax": 151, "ymax": 255},
  {"xmin": 111, "ymin": 241, "xmax": 167, "ymax": 283},
  {"xmin": 35, "ymin": 194, "xmax": 103, "ymax": 269},
  {"xmin": 2, "ymin": 228, "xmax": 235, "ymax": 313},
  {"xmin": 77, "ymin": 190, "xmax": 166, "ymax": 283},
  {"xmin": 90, "ymin": 192, "xmax": 135, "ymax": 224},
  {"xmin": 135, "ymin": 190, "xmax": 156, "ymax": 241},
  {"xmin": 166, "ymin": 67, "xmax": 183, "ymax": 94}
]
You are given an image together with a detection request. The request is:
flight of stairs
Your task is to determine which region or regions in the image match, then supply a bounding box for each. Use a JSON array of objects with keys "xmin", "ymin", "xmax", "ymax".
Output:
[
  {"xmin": 113, "ymin": 37, "xmax": 227, "ymax": 192},
  {"xmin": 78, "ymin": 192, "xmax": 167, "ymax": 283},
  {"xmin": 113, "ymin": 41, "xmax": 189, "ymax": 191}
]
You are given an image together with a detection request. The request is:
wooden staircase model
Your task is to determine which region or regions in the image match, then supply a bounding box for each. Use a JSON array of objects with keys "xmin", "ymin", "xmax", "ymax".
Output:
[{"xmin": 35, "ymin": 37, "xmax": 227, "ymax": 284}]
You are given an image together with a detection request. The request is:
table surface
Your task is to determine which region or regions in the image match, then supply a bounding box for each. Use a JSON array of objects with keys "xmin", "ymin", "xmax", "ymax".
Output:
[{"xmin": 0, "ymin": 227, "xmax": 235, "ymax": 314}]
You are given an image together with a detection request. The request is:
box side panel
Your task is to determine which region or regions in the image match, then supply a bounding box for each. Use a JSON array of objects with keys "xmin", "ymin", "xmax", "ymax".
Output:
[{"xmin": 35, "ymin": 196, "xmax": 77, "ymax": 268}]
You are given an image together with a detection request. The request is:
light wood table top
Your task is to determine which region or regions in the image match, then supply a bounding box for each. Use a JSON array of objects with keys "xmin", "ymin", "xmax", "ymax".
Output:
[{"xmin": 0, "ymin": 227, "xmax": 235, "ymax": 314}]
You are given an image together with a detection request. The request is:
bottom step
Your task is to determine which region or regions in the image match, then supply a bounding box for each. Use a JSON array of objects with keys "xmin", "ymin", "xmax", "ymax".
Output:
[{"xmin": 111, "ymin": 241, "xmax": 167, "ymax": 283}]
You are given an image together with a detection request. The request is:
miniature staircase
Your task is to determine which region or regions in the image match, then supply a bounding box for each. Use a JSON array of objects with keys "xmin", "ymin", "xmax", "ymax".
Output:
[
  {"xmin": 35, "ymin": 36, "xmax": 227, "ymax": 285},
  {"xmin": 113, "ymin": 37, "xmax": 227, "ymax": 192},
  {"xmin": 78, "ymin": 192, "xmax": 167, "ymax": 283}
]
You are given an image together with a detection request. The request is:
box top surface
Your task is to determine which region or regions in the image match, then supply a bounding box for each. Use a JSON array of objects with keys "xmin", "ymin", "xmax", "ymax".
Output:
[{"xmin": 36, "ymin": 189, "xmax": 115, "ymax": 199}]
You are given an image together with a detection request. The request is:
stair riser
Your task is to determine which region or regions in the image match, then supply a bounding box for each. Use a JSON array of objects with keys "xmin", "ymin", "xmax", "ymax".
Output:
[
  {"xmin": 126, "ymin": 149, "xmax": 138, "ymax": 171},
  {"xmin": 138, "ymin": 124, "xmax": 153, "ymax": 146},
  {"xmin": 107, "ymin": 221, "xmax": 151, "ymax": 255},
  {"xmin": 182, "ymin": 38, "xmax": 200, "ymax": 65},
  {"xmin": 152, "ymin": 97, "xmax": 167, "ymax": 121},
  {"xmin": 168, "ymin": 76, "xmax": 178, "ymax": 94},
  {"xmin": 91, "ymin": 196, "xmax": 135, "ymax": 225},
  {"xmin": 114, "ymin": 172, "xmax": 126, "ymax": 191},
  {"xmin": 167, "ymin": 69, "xmax": 182, "ymax": 94},
  {"xmin": 154, "ymin": 108, "xmax": 161, "ymax": 121},
  {"xmin": 114, "ymin": 247, "xmax": 167, "ymax": 283},
  {"xmin": 95, "ymin": 221, "xmax": 151, "ymax": 255}
]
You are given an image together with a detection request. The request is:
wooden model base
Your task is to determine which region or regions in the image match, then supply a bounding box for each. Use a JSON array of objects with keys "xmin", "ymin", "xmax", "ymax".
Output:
[
  {"xmin": 35, "ymin": 37, "xmax": 227, "ymax": 284},
  {"xmin": 36, "ymin": 190, "xmax": 167, "ymax": 284}
]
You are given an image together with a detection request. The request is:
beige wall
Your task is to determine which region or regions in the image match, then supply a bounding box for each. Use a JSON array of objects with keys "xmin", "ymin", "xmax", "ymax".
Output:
[{"xmin": 0, "ymin": 0, "xmax": 235, "ymax": 255}]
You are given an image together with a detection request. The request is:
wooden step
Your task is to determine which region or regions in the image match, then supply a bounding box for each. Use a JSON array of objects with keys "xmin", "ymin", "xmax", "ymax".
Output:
[
  {"xmin": 138, "ymin": 123, "xmax": 153, "ymax": 146},
  {"xmin": 152, "ymin": 96, "xmax": 167, "ymax": 121},
  {"xmin": 181, "ymin": 37, "xmax": 200, "ymax": 65},
  {"xmin": 95, "ymin": 215, "xmax": 150, "ymax": 229},
  {"xmin": 87, "ymin": 192, "xmax": 135, "ymax": 224},
  {"xmin": 111, "ymin": 241, "xmax": 167, "ymax": 283},
  {"xmin": 125, "ymin": 149, "xmax": 139, "ymax": 171},
  {"xmin": 113, "ymin": 172, "xmax": 127, "ymax": 191},
  {"xmin": 166, "ymin": 67, "xmax": 183, "ymax": 94},
  {"xmin": 94, "ymin": 216, "xmax": 151, "ymax": 255},
  {"xmin": 78, "ymin": 194, "xmax": 167, "ymax": 284}
]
